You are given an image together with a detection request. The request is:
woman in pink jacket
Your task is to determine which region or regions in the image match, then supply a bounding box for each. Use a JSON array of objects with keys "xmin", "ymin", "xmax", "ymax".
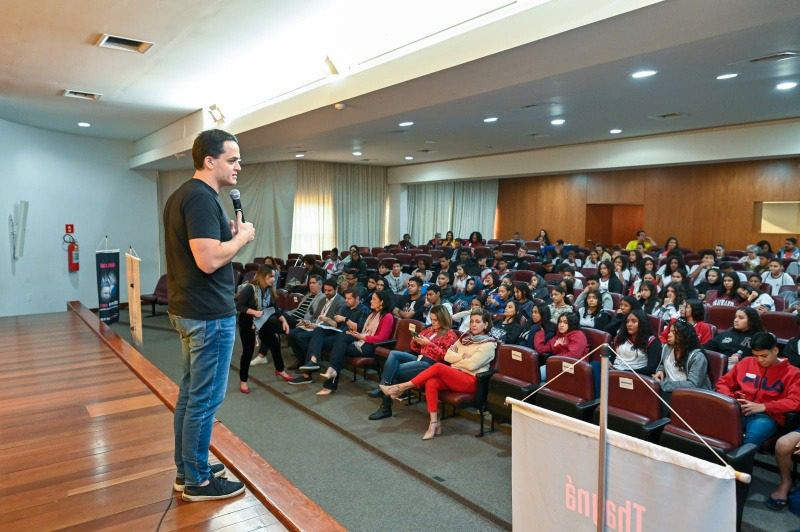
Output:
[{"xmin": 534, "ymin": 312, "xmax": 589, "ymax": 381}]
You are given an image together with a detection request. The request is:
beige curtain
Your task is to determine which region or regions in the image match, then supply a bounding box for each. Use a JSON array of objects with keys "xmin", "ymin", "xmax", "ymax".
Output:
[
  {"xmin": 331, "ymin": 163, "xmax": 387, "ymax": 248},
  {"xmin": 407, "ymin": 179, "xmax": 498, "ymax": 242},
  {"xmin": 291, "ymin": 162, "xmax": 335, "ymax": 255}
]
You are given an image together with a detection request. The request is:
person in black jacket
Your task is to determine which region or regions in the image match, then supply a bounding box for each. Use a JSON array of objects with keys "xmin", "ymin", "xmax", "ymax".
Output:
[
  {"xmin": 598, "ymin": 260, "xmax": 624, "ymax": 294},
  {"xmin": 495, "ymin": 300, "xmax": 524, "ymax": 345},
  {"xmin": 236, "ymin": 265, "xmax": 291, "ymax": 393},
  {"xmin": 702, "ymin": 306, "xmax": 765, "ymax": 363},
  {"xmin": 605, "ymin": 295, "xmax": 641, "ymax": 336},
  {"xmin": 523, "ymin": 303, "xmax": 556, "ymax": 349}
]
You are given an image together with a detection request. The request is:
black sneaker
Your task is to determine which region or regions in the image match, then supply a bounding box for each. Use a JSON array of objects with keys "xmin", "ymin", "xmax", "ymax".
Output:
[
  {"xmin": 368, "ymin": 408, "xmax": 392, "ymax": 421},
  {"xmin": 367, "ymin": 387, "xmax": 384, "ymax": 398},
  {"xmin": 298, "ymin": 360, "xmax": 320, "ymax": 372},
  {"xmin": 288, "ymin": 375, "xmax": 313, "ymax": 385},
  {"xmin": 182, "ymin": 475, "xmax": 245, "ymax": 502},
  {"xmin": 173, "ymin": 463, "xmax": 227, "ymax": 492}
]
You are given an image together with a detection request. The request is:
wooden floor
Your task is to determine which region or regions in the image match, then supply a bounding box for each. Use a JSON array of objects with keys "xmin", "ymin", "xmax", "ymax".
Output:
[{"xmin": 0, "ymin": 310, "xmax": 285, "ymax": 531}]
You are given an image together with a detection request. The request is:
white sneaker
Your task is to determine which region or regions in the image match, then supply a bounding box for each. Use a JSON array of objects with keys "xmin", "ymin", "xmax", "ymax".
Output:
[{"xmin": 250, "ymin": 355, "xmax": 269, "ymax": 367}]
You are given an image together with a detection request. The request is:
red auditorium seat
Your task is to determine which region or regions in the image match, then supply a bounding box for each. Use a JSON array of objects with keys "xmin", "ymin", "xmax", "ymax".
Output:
[
  {"xmin": 535, "ymin": 356, "xmax": 599, "ymax": 422},
  {"xmin": 706, "ymin": 306, "xmax": 737, "ymax": 331},
  {"xmin": 485, "ymin": 345, "xmax": 540, "ymax": 432},
  {"xmin": 592, "ymin": 371, "xmax": 669, "ymax": 443}
]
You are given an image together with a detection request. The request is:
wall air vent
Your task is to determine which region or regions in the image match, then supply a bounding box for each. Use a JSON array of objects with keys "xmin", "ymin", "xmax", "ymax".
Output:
[
  {"xmin": 96, "ymin": 33, "xmax": 154, "ymax": 54},
  {"xmin": 62, "ymin": 89, "xmax": 102, "ymax": 101},
  {"xmin": 749, "ymin": 50, "xmax": 798, "ymax": 63}
]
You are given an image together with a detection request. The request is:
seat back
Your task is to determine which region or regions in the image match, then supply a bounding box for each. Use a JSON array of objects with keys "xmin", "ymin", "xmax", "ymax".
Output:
[
  {"xmin": 153, "ymin": 274, "xmax": 168, "ymax": 299},
  {"xmin": 395, "ymin": 319, "xmax": 425, "ymax": 352},
  {"xmin": 647, "ymin": 315, "xmax": 663, "ymax": 338},
  {"xmin": 512, "ymin": 270, "xmax": 535, "ymax": 283},
  {"xmin": 473, "ymin": 246, "xmax": 493, "ymax": 259},
  {"xmin": 395, "ymin": 253, "xmax": 413, "ymax": 266},
  {"xmin": 414, "ymin": 254, "xmax": 433, "ymax": 268},
  {"xmin": 607, "ymin": 371, "xmax": 662, "ymax": 421},
  {"xmin": 666, "ymin": 388, "xmax": 743, "ymax": 451},
  {"xmin": 610, "ymin": 292, "xmax": 622, "ymax": 310},
  {"xmin": 286, "ymin": 292, "xmax": 304, "ymax": 311},
  {"xmin": 706, "ymin": 305, "xmax": 737, "ymax": 331},
  {"xmin": 428, "ymin": 249, "xmax": 444, "ymax": 260},
  {"xmin": 760, "ymin": 311, "xmax": 800, "ymax": 342},
  {"xmin": 363, "ymin": 256, "xmax": 379, "ymax": 270},
  {"xmin": 543, "ymin": 273, "xmax": 563, "ymax": 285},
  {"xmin": 544, "ymin": 356, "xmax": 595, "ymax": 402},
  {"xmin": 285, "ymin": 266, "xmax": 306, "ymax": 285},
  {"xmin": 582, "ymin": 327, "xmax": 611, "ymax": 363},
  {"xmin": 495, "ymin": 345, "xmax": 539, "ymax": 385},
  {"xmin": 704, "ymin": 349, "xmax": 727, "ymax": 386}
]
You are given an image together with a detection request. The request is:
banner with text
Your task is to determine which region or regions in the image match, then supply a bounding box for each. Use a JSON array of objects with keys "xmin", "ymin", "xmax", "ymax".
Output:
[
  {"xmin": 510, "ymin": 400, "xmax": 736, "ymax": 531},
  {"xmin": 96, "ymin": 249, "xmax": 120, "ymax": 324}
]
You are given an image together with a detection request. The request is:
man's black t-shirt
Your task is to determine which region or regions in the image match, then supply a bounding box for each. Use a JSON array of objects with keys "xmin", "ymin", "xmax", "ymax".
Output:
[
  {"xmin": 164, "ymin": 179, "xmax": 235, "ymax": 320},
  {"xmin": 396, "ymin": 294, "xmax": 425, "ymax": 322}
]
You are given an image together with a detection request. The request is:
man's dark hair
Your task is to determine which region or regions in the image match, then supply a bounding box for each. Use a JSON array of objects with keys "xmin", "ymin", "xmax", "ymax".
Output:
[
  {"xmin": 192, "ymin": 129, "xmax": 238, "ymax": 170},
  {"xmin": 322, "ymin": 279, "xmax": 337, "ymax": 290},
  {"xmin": 408, "ymin": 276, "xmax": 423, "ymax": 287},
  {"xmin": 751, "ymin": 331, "xmax": 778, "ymax": 351},
  {"xmin": 343, "ymin": 288, "xmax": 361, "ymax": 300},
  {"xmin": 585, "ymin": 274, "xmax": 600, "ymax": 283},
  {"xmin": 426, "ymin": 284, "xmax": 441, "ymax": 294}
]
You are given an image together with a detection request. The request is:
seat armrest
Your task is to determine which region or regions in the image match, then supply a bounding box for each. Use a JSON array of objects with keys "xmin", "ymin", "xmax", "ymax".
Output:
[
  {"xmin": 475, "ymin": 370, "xmax": 496, "ymax": 407},
  {"xmin": 373, "ymin": 340, "xmax": 397, "ymax": 349},
  {"xmin": 725, "ymin": 443, "xmax": 759, "ymax": 470},
  {"xmin": 642, "ymin": 418, "xmax": 670, "ymax": 432}
]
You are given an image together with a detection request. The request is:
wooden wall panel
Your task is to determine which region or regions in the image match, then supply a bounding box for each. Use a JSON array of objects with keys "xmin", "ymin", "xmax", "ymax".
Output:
[
  {"xmin": 587, "ymin": 171, "xmax": 645, "ymax": 204},
  {"xmin": 496, "ymin": 174, "xmax": 587, "ymax": 242},
  {"xmin": 496, "ymin": 158, "xmax": 800, "ymax": 250},
  {"xmin": 610, "ymin": 205, "xmax": 644, "ymax": 248},
  {"xmin": 585, "ymin": 205, "xmax": 613, "ymax": 246}
]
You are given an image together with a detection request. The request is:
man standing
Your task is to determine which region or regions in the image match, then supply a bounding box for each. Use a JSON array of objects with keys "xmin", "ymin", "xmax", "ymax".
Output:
[{"xmin": 164, "ymin": 129, "xmax": 254, "ymax": 502}]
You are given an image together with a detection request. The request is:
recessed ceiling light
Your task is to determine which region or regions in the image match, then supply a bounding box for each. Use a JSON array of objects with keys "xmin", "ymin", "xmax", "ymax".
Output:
[
  {"xmin": 295, "ymin": 153, "xmax": 305, "ymax": 158},
  {"xmin": 483, "ymin": 117, "xmax": 498, "ymax": 123},
  {"xmin": 352, "ymin": 151, "xmax": 362, "ymax": 156},
  {"xmin": 398, "ymin": 121, "xmax": 414, "ymax": 127},
  {"xmin": 77, "ymin": 122, "xmax": 91, "ymax": 128},
  {"xmin": 404, "ymin": 156, "xmax": 414, "ymax": 161},
  {"xmin": 609, "ymin": 128, "xmax": 622, "ymax": 134},
  {"xmin": 550, "ymin": 118, "xmax": 566, "ymax": 126},
  {"xmin": 631, "ymin": 69, "xmax": 658, "ymax": 79},
  {"xmin": 776, "ymin": 81, "xmax": 798, "ymax": 91},
  {"xmin": 716, "ymin": 73, "xmax": 738, "ymax": 80}
]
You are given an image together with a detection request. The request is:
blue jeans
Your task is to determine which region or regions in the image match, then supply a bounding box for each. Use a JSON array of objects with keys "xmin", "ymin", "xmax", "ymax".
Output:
[
  {"xmin": 742, "ymin": 413, "xmax": 778, "ymax": 446},
  {"xmin": 170, "ymin": 314, "xmax": 236, "ymax": 486},
  {"xmin": 382, "ymin": 350, "xmax": 434, "ymax": 385}
]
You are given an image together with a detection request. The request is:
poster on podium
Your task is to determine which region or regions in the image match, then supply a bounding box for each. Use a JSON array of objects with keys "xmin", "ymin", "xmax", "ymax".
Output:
[{"xmin": 96, "ymin": 249, "xmax": 120, "ymax": 324}]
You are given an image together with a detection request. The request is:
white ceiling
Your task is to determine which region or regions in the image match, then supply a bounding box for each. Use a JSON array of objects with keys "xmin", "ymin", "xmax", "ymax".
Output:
[{"xmin": 1, "ymin": 0, "xmax": 799, "ymax": 171}]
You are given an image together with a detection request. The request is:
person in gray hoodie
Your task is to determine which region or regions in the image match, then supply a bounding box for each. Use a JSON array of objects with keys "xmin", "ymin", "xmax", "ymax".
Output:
[{"xmin": 653, "ymin": 319, "xmax": 711, "ymax": 395}]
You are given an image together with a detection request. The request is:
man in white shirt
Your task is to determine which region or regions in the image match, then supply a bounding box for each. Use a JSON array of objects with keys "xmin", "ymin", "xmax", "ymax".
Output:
[{"xmin": 761, "ymin": 258, "xmax": 795, "ymax": 296}]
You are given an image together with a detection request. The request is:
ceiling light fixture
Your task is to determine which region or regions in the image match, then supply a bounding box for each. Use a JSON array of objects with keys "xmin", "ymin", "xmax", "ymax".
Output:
[
  {"xmin": 776, "ymin": 81, "xmax": 798, "ymax": 91},
  {"xmin": 398, "ymin": 121, "xmax": 414, "ymax": 127},
  {"xmin": 404, "ymin": 156, "xmax": 414, "ymax": 161},
  {"xmin": 609, "ymin": 128, "xmax": 622, "ymax": 134},
  {"xmin": 77, "ymin": 122, "xmax": 91, "ymax": 128},
  {"xmin": 352, "ymin": 151, "xmax": 362, "ymax": 156},
  {"xmin": 631, "ymin": 69, "xmax": 658, "ymax": 79},
  {"xmin": 207, "ymin": 104, "xmax": 225, "ymax": 123},
  {"xmin": 483, "ymin": 117, "xmax": 498, "ymax": 123},
  {"xmin": 716, "ymin": 73, "xmax": 739, "ymax": 80},
  {"xmin": 295, "ymin": 153, "xmax": 305, "ymax": 158},
  {"xmin": 550, "ymin": 118, "xmax": 566, "ymax": 126}
]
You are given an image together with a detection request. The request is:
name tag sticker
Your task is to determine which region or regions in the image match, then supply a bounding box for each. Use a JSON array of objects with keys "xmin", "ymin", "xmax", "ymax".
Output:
[
  {"xmin": 619, "ymin": 377, "xmax": 634, "ymax": 390},
  {"xmin": 409, "ymin": 324, "xmax": 417, "ymax": 333},
  {"xmin": 511, "ymin": 350, "xmax": 522, "ymax": 361},
  {"xmin": 562, "ymin": 361, "xmax": 574, "ymax": 374}
]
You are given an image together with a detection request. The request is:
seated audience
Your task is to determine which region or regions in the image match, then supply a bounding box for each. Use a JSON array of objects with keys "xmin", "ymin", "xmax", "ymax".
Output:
[
  {"xmin": 486, "ymin": 283, "xmax": 512, "ymax": 314},
  {"xmin": 385, "ymin": 261, "xmax": 411, "ymax": 295},
  {"xmin": 380, "ymin": 309, "xmax": 497, "ymax": 440},
  {"xmin": 398, "ymin": 233, "xmax": 414, "ymax": 251},
  {"xmin": 778, "ymin": 237, "xmax": 800, "ymax": 261},
  {"xmin": 702, "ymin": 306, "xmax": 764, "ymax": 361},
  {"xmin": 284, "ymin": 275, "xmax": 323, "ymax": 329},
  {"xmin": 435, "ymin": 271, "xmax": 454, "ymax": 301},
  {"xmin": 688, "ymin": 251, "xmax": 716, "ymax": 286},
  {"xmin": 605, "ymin": 295, "xmax": 641, "ymax": 336},
  {"xmin": 713, "ymin": 243, "xmax": 727, "ymax": 264},
  {"xmin": 534, "ymin": 228, "xmax": 551, "ymax": 246},
  {"xmin": 659, "ymin": 299, "xmax": 713, "ymax": 345},
  {"xmin": 509, "ymin": 246, "xmax": 530, "ymax": 270},
  {"xmin": 706, "ymin": 273, "xmax": 744, "ymax": 307},
  {"xmin": 636, "ymin": 280, "xmax": 660, "ymax": 315},
  {"xmin": 287, "ymin": 279, "xmax": 345, "ymax": 370},
  {"xmin": 322, "ymin": 247, "xmax": 343, "ymax": 277},
  {"xmin": 393, "ymin": 277, "xmax": 425, "ymax": 322},
  {"xmin": 452, "ymin": 298, "xmax": 485, "ymax": 333},
  {"xmin": 782, "ymin": 314, "xmax": 800, "ymax": 367},
  {"xmin": 452, "ymin": 264, "xmax": 471, "ymax": 293},
  {"xmin": 534, "ymin": 313, "xmax": 588, "ymax": 380},
  {"xmin": 513, "ymin": 282, "xmax": 534, "ymax": 322},
  {"xmin": 575, "ymin": 275, "xmax": 613, "ymax": 311},
  {"xmin": 410, "ymin": 258, "xmax": 432, "ymax": 283},
  {"xmin": 317, "ymin": 291, "xmax": 395, "ymax": 396},
  {"xmin": 761, "ymin": 258, "xmax": 795, "ymax": 296},
  {"xmin": 547, "ymin": 285, "xmax": 574, "ymax": 324},
  {"xmin": 368, "ymin": 305, "xmax": 459, "ymax": 420},
  {"xmin": 738, "ymin": 285, "xmax": 775, "ymax": 313},
  {"xmin": 695, "ymin": 267, "xmax": 723, "ymax": 300},
  {"xmin": 717, "ymin": 332, "xmax": 800, "ymax": 448},
  {"xmin": 422, "ymin": 285, "xmax": 453, "ymax": 325},
  {"xmin": 495, "ymin": 300, "xmax": 525, "ymax": 345},
  {"xmin": 611, "ymin": 309, "xmax": 661, "ymax": 375},
  {"xmin": 658, "ymin": 236, "xmax": 680, "ymax": 260},
  {"xmin": 529, "ymin": 272, "xmax": 551, "ymax": 302},
  {"xmin": 739, "ymin": 245, "xmax": 762, "ymax": 270},
  {"xmin": 598, "ymin": 260, "xmax": 624, "ymax": 294},
  {"xmin": 578, "ymin": 288, "xmax": 611, "ymax": 330},
  {"xmin": 451, "ymin": 277, "xmax": 480, "ymax": 313},
  {"xmin": 347, "ymin": 249, "xmax": 368, "ymax": 284},
  {"xmin": 625, "ymin": 230, "xmax": 657, "ymax": 251},
  {"xmin": 656, "ymin": 254, "xmax": 688, "ymax": 287},
  {"xmin": 523, "ymin": 303, "xmax": 555, "ymax": 348},
  {"xmin": 427, "ymin": 232, "xmax": 443, "ymax": 248},
  {"xmin": 653, "ymin": 283, "xmax": 687, "ymax": 321},
  {"xmin": 653, "ymin": 319, "xmax": 711, "ymax": 394},
  {"xmin": 441, "ymin": 230, "xmax": 457, "ymax": 250},
  {"xmin": 466, "ymin": 231, "xmax": 484, "ymax": 249}
]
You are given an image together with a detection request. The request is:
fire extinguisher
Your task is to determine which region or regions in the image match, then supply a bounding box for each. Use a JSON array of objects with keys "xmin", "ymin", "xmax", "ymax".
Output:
[{"xmin": 64, "ymin": 234, "xmax": 79, "ymax": 272}]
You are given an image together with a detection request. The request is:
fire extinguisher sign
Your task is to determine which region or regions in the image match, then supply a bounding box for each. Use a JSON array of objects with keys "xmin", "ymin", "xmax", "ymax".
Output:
[{"xmin": 96, "ymin": 250, "xmax": 120, "ymax": 324}]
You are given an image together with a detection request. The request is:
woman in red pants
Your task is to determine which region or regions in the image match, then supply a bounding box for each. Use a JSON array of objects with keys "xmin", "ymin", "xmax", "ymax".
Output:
[{"xmin": 380, "ymin": 308, "xmax": 497, "ymax": 440}]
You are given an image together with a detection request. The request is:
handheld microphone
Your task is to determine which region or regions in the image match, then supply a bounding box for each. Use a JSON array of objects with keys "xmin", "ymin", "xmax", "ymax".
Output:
[{"xmin": 229, "ymin": 189, "xmax": 244, "ymax": 222}]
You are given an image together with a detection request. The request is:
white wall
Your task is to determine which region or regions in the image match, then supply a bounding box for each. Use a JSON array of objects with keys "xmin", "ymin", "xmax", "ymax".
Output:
[{"xmin": 0, "ymin": 118, "xmax": 160, "ymax": 317}]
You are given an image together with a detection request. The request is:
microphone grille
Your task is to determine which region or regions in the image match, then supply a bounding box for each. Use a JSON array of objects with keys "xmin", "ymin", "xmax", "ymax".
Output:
[{"xmin": 229, "ymin": 189, "xmax": 240, "ymax": 200}]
